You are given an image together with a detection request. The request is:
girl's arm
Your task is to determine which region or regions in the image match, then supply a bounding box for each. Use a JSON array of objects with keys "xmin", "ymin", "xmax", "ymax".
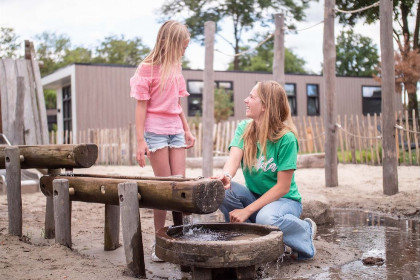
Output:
[
  {"xmin": 229, "ymin": 170, "xmax": 294, "ymax": 223},
  {"xmin": 212, "ymin": 146, "xmax": 243, "ymax": 189},
  {"xmin": 135, "ymin": 100, "xmax": 149, "ymax": 167},
  {"xmin": 179, "ymin": 100, "xmax": 195, "ymax": 148}
]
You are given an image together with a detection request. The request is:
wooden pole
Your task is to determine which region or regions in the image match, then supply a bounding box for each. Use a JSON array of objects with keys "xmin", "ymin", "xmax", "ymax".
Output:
[
  {"xmin": 118, "ymin": 182, "xmax": 146, "ymax": 278},
  {"xmin": 380, "ymin": 0, "xmax": 398, "ymax": 195},
  {"xmin": 202, "ymin": 21, "xmax": 215, "ymax": 177},
  {"xmin": 104, "ymin": 204, "xmax": 120, "ymax": 251},
  {"xmin": 323, "ymin": 0, "xmax": 338, "ymax": 187},
  {"xmin": 273, "ymin": 13, "xmax": 285, "ymax": 86},
  {"xmin": 53, "ymin": 179, "xmax": 72, "ymax": 248},
  {"xmin": 5, "ymin": 146, "xmax": 22, "ymax": 236},
  {"xmin": 44, "ymin": 168, "xmax": 60, "ymax": 239}
]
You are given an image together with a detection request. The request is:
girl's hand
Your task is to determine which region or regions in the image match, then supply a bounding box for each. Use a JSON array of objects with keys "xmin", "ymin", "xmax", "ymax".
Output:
[
  {"xmin": 210, "ymin": 174, "xmax": 231, "ymax": 190},
  {"xmin": 185, "ymin": 131, "xmax": 195, "ymax": 149},
  {"xmin": 229, "ymin": 208, "xmax": 252, "ymax": 223},
  {"xmin": 136, "ymin": 139, "xmax": 149, "ymax": 167}
]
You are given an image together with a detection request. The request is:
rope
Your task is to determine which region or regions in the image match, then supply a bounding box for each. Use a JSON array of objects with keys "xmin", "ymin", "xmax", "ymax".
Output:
[
  {"xmin": 334, "ymin": 1, "xmax": 380, "ymax": 14},
  {"xmin": 395, "ymin": 124, "xmax": 420, "ymax": 135},
  {"xmin": 298, "ymin": 132, "xmax": 326, "ymax": 142},
  {"xmin": 335, "ymin": 123, "xmax": 382, "ymax": 140},
  {"xmin": 286, "ymin": 20, "xmax": 324, "ymax": 33},
  {"xmin": 215, "ymin": 33, "xmax": 274, "ymax": 57}
]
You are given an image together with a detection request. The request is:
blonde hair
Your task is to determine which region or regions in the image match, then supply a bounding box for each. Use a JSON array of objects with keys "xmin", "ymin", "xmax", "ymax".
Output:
[
  {"xmin": 139, "ymin": 20, "xmax": 190, "ymax": 91},
  {"xmin": 242, "ymin": 81, "xmax": 298, "ymax": 170}
]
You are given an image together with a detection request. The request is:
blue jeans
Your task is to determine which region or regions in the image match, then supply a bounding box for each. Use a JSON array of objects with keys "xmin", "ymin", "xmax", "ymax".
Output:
[
  {"xmin": 144, "ymin": 132, "xmax": 186, "ymax": 152},
  {"xmin": 219, "ymin": 181, "xmax": 315, "ymax": 260}
]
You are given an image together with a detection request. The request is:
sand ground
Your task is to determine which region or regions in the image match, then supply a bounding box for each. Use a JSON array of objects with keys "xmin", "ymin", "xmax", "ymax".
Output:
[{"xmin": 0, "ymin": 164, "xmax": 419, "ymax": 279}]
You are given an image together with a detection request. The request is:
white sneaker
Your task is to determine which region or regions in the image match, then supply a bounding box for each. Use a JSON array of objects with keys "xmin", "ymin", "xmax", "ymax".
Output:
[
  {"xmin": 304, "ymin": 218, "xmax": 317, "ymax": 258},
  {"xmin": 151, "ymin": 244, "xmax": 164, "ymax": 262}
]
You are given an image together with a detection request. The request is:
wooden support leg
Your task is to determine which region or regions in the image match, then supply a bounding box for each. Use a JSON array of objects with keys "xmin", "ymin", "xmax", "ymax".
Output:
[
  {"xmin": 53, "ymin": 179, "xmax": 72, "ymax": 248},
  {"xmin": 118, "ymin": 182, "xmax": 146, "ymax": 278},
  {"xmin": 5, "ymin": 146, "xmax": 22, "ymax": 236},
  {"xmin": 172, "ymin": 211, "xmax": 191, "ymax": 273},
  {"xmin": 104, "ymin": 204, "xmax": 120, "ymax": 251},
  {"xmin": 192, "ymin": 267, "xmax": 212, "ymax": 280},
  {"xmin": 44, "ymin": 168, "xmax": 60, "ymax": 239}
]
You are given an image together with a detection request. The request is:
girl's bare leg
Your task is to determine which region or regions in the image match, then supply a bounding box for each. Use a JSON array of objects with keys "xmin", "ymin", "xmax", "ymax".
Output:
[
  {"xmin": 169, "ymin": 148, "xmax": 186, "ymax": 176},
  {"xmin": 148, "ymin": 147, "xmax": 171, "ymax": 232}
]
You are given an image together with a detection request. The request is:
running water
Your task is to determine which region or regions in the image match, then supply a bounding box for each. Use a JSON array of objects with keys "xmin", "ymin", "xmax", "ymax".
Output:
[{"xmin": 182, "ymin": 214, "xmax": 193, "ymax": 235}]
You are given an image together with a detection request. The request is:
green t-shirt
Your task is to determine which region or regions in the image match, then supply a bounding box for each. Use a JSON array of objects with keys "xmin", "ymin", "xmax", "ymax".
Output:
[{"xmin": 229, "ymin": 120, "xmax": 302, "ymax": 202}]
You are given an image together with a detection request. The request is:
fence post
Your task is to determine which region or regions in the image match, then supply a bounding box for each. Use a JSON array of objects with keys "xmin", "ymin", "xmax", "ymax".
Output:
[{"xmin": 53, "ymin": 179, "xmax": 72, "ymax": 248}]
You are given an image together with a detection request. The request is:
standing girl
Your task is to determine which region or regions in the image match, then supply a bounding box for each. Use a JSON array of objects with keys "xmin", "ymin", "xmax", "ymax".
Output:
[
  {"xmin": 129, "ymin": 20, "xmax": 195, "ymax": 262},
  {"xmin": 215, "ymin": 81, "xmax": 317, "ymax": 260}
]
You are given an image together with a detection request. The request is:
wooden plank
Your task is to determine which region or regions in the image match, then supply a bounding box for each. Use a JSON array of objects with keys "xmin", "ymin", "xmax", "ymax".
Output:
[
  {"xmin": 398, "ymin": 111, "xmax": 406, "ymax": 163},
  {"xmin": 350, "ymin": 115, "xmax": 356, "ymax": 163},
  {"xmin": 367, "ymin": 114, "xmax": 375, "ymax": 165},
  {"xmin": 395, "ymin": 112, "xmax": 400, "ymax": 164},
  {"xmin": 15, "ymin": 77, "xmax": 25, "ymax": 145},
  {"xmin": 404, "ymin": 110, "xmax": 412, "ymax": 164},
  {"xmin": 308, "ymin": 117, "xmax": 318, "ymax": 152},
  {"xmin": 104, "ymin": 204, "xmax": 120, "ymax": 251},
  {"xmin": 26, "ymin": 41, "xmax": 49, "ymax": 144},
  {"xmin": 356, "ymin": 115, "xmax": 363, "ymax": 163},
  {"xmin": 5, "ymin": 146, "xmax": 22, "ymax": 236},
  {"xmin": 412, "ymin": 110, "xmax": 420, "ymax": 165},
  {"xmin": 343, "ymin": 114, "xmax": 349, "ymax": 162},
  {"xmin": 374, "ymin": 114, "xmax": 381, "ymax": 164},
  {"xmin": 53, "ymin": 179, "xmax": 72, "ymax": 248},
  {"xmin": 338, "ymin": 115, "xmax": 345, "ymax": 163},
  {"xmin": 118, "ymin": 182, "xmax": 146, "ymax": 278},
  {"xmin": 1, "ymin": 59, "xmax": 17, "ymax": 141}
]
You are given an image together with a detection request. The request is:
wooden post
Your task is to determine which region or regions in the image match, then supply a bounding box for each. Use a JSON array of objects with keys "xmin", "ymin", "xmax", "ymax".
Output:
[
  {"xmin": 323, "ymin": 0, "xmax": 338, "ymax": 187},
  {"xmin": 5, "ymin": 146, "xmax": 22, "ymax": 236},
  {"xmin": 202, "ymin": 21, "xmax": 215, "ymax": 177},
  {"xmin": 53, "ymin": 179, "xmax": 72, "ymax": 248},
  {"xmin": 44, "ymin": 168, "xmax": 60, "ymax": 239},
  {"xmin": 273, "ymin": 13, "xmax": 285, "ymax": 86},
  {"xmin": 118, "ymin": 182, "xmax": 145, "ymax": 278},
  {"xmin": 104, "ymin": 204, "xmax": 120, "ymax": 251},
  {"xmin": 380, "ymin": 0, "xmax": 398, "ymax": 195},
  {"xmin": 350, "ymin": 115, "xmax": 356, "ymax": 163}
]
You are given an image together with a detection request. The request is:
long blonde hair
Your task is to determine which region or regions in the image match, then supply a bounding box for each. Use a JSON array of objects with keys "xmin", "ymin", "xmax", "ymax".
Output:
[
  {"xmin": 242, "ymin": 81, "xmax": 298, "ymax": 170},
  {"xmin": 139, "ymin": 20, "xmax": 190, "ymax": 91}
]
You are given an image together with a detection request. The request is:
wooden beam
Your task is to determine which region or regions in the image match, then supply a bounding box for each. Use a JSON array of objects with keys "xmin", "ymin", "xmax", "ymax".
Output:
[
  {"xmin": 53, "ymin": 179, "xmax": 72, "ymax": 248},
  {"xmin": 5, "ymin": 146, "xmax": 22, "ymax": 236},
  {"xmin": 0, "ymin": 144, "xmax": 98, "ymax": 169},
  {"xmin": 40, "ymin": 174, "xmax": 225, "ymax": 214}
]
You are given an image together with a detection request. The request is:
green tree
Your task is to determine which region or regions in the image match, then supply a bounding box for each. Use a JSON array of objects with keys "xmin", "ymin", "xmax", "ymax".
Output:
[
  {"xmin": 214, "ymin": 88, "xmax": 234, "ymax": 122},
  {"xmin": 335, "ymin": 30, "xmax": 379, "ymax": 76},
  {"xmin": 336, "ymin": 0, "xmax": 420, "ymax": 118},
  {"xmin": 62, "ymin": 47, "xmax": 93, "ymax": 65},
  {"xmin": 227, "ymin": 33, "xmax": 307, "ymax": 73},
  {"xmin": 44, "ymin": 89, "xmax": 57, "ymax": 109},
  {"xmin": 35, "ymin": 31, "xmax": 71, "ymax": 76},
  {"xmin": 0, "ymin": 27, "xmax": 21, "ymax": 58},
  {"xmin": 94, "ymin": 35, "xmax": 150, "ymax": 65},
  {"xmin": 159, "ymin": 0, "xmax": 315, "ymax": 70}
]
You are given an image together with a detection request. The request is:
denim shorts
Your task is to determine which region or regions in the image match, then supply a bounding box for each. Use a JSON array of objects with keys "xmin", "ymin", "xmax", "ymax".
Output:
[{"xmin": 144, "ymin": 132, "xmax": 186, "ymax": 152}]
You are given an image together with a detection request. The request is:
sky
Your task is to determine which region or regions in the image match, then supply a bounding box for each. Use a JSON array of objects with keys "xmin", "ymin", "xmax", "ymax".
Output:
[{"xmin": 0, "ymin": 0, "xmax": 411, "ymax": 74}]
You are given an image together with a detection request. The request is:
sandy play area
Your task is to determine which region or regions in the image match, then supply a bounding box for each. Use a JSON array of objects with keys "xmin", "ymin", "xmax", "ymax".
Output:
[{"xmin": 0, "ymin": 163, "xmax": 419, "ymax": 279}]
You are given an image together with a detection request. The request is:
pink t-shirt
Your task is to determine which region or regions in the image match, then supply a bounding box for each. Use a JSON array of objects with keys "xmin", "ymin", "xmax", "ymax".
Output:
[{"xmin": 130, "ymin": 64, "xmax": 189, "ymax": 135}]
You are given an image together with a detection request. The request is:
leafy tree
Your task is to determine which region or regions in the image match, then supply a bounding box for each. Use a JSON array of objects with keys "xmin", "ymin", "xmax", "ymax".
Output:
[
  {"xmin": 0, "ymin": 27, "xmax": 21, "ymax": 58},
  {"xmin": 94, "ymin": 35, "xmax": 150, "ymax": 65},
  {"xmin": 227, "ymin": 33, "xmax": 307, "ymax": 73},
  {"xmin": 44, "ymin": 89, "xmax": 57, "ymax": 109},
  {"xmin": 35, "ymin": 31, "xmax": 71, "ymax": 76},
  {"xmin": 214, "ymin": 88, "xmax": 234, "ymax": 122},
  {"xmin": 335, "ymin": 30, "xmax": 379, "ymax": 76},
  {"xmin": 62, "ymin": 47, "xmax": 93, "ymax": 65},
  {"xmin": 159, "ymin": 0, "xmax": 315, "ymax": 70},
  {"xmin": 336, "ymin": 0, "xmax": 420, "ymax": 118}
]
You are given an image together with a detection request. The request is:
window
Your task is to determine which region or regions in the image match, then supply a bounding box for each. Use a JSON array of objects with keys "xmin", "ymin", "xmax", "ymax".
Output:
[
  {"xmin": 62, "ymin": 85, "xmax": 72, "ymax": 143},
  {"xmin": 307, "ymin": 84, "xmax": 320, "ymax": 116},
  {"xmin": 362, "ymin": 86, "xmax": 381, "ymax": 115},
  {"xmin": 187, "ymin": 80, "xmax": 234, "ymax": 116},
  {"xmin": 285, "ymin": 83, "xmax": 297, "ymax": 116}
]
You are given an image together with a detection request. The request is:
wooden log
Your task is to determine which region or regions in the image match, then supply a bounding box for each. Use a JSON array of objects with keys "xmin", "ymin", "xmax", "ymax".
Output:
[
  {"xmin": 192, "ymin": 267, "xmax": 212, "ymax": 280},
  {"xmin": 0, "ymin": 144, "xmax": 98, "ymax": 169},
  {"xmin": 5, "ymin": 146, "xmax": 22, "ymax": 236},
  {"xmin": 118, "ymin": 182, "xmax": 146, "ymax": 278},
  {"xmin": 104, "ymin": 204, "xmax": 120, "ymax": 251},
  {"xmin": 53, "ymin": 179, "xmax": 72, "ymax": 248},
  {"xmin": 40, "ymin": 174, "xmax": 224, "ymax": 214}
]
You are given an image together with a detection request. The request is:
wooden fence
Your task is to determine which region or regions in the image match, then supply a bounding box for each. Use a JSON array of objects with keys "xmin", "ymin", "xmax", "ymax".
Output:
[{"xmin": 50, "ymin": 110, "xmax": 419, "ymax": 166}]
